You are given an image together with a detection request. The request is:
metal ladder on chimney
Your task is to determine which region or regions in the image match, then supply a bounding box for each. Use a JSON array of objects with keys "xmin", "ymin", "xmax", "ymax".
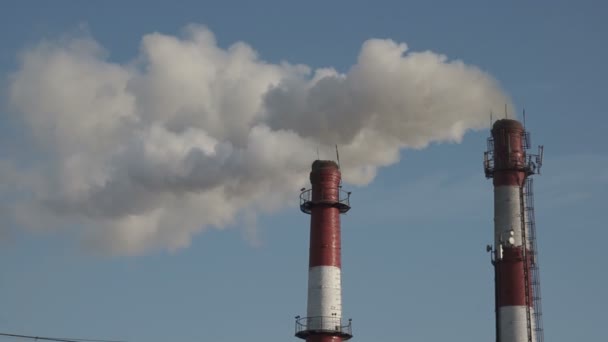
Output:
[{"xmin": 519, "ymin": 177, "xmax": 545, "ymax": 342}]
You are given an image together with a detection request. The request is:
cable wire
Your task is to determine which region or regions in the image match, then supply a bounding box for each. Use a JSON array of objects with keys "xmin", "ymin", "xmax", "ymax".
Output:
[{"xmin": 0, "ymin": 332, "xmax": 125, "ymax": 342}]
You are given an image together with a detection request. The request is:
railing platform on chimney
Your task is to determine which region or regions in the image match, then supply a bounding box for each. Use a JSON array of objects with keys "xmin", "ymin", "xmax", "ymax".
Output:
[
  {"xmin": 294, "ymin": 316, "xmax": 353, "ymax": 340},
  {"xmin": 299, "ymin": 188, "xmax": 351, "ymax": 214}
]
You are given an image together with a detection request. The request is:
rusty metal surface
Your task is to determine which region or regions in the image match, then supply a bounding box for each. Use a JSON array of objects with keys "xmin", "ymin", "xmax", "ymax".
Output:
[
  {"xmin": 492, "ymin": 119, "xmax": 527, "ymax": 186},
  {"xmin": 497, "ymin": 246, "xmax": 533, "ymax": 307},
  {"xmin": 309, "ymin": 208, "xmax": 342, "ymax": 267},
  {"xmin": 308, "ymin": 161, "xmax": 343, "ymax": 268}
]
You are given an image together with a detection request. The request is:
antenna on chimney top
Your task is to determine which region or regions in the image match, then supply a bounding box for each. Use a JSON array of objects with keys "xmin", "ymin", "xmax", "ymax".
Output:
[{"xmin": 335, "ymin": 145, "xmax": 341, "ymax": 169}]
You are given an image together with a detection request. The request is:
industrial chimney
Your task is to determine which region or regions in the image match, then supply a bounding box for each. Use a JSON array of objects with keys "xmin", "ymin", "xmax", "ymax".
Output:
[
  {"xmin": 295, "ymin": 160, "xmax": 353, "ymax": 342},
  {"xmin": 484, "ymin": 118, "xmax": 545, "ymax": 342}
]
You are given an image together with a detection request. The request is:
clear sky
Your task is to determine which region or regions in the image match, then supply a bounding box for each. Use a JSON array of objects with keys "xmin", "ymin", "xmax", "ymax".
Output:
[{"xmin": 1, "ymin": 1, "xmax": 607, "ymax": 342}]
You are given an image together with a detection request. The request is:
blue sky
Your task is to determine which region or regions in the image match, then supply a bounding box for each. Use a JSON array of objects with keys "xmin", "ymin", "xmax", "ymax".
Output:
[{"xmin": 1, "ymin": 1, "xmax": 607, "ymax": 342}]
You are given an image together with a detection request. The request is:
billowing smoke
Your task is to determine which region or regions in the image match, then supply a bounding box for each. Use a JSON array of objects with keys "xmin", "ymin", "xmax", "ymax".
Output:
[{"xmin": 2, "ymin": 25, "xmax": 511, "ymax": 255}]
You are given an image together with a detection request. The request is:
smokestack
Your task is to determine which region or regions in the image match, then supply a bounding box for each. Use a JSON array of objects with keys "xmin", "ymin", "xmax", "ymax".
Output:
[
  {"xmin": 484, "ymin": 119, "xmax": 545, "ymax": 342},
  {"xmin": 295, "ymin": 160, "xmax": 353, "ymax": 342}
]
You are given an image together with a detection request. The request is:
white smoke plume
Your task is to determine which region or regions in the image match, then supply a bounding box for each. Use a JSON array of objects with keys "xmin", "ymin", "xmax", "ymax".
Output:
[{"xmin": 1, "ymin": 25, "xmax": 511, "ymax": 255}]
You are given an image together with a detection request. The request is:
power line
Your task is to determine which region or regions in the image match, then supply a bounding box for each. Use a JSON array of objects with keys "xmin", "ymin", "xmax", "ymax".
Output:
[
  {"xmin": 0, "ymin": 333, "xmax": 125, "ymax": 342},
  {"xmin": 57, "ymin": 338, "xmax": 125, "ymax": 342}
]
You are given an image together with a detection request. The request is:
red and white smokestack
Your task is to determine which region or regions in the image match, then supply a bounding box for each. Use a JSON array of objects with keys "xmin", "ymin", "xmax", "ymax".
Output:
[
  {"xmin": 484, "ymin": 119, "xmax": 543, "ymax": 342},
  {"xmin": 295, "ymin": 160, "xmax": 353, "ymax": 342}
]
